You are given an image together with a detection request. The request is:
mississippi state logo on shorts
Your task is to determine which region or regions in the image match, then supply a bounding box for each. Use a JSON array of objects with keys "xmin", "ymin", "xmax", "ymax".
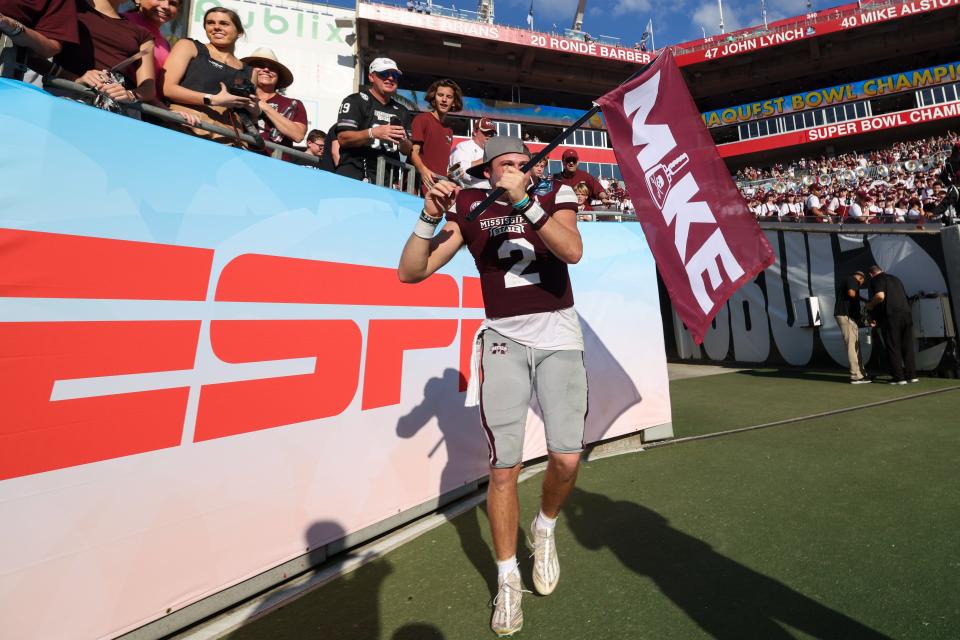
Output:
[{"xmin": 490, "ymin": 342, "xmax": 508, "ymax": 355}]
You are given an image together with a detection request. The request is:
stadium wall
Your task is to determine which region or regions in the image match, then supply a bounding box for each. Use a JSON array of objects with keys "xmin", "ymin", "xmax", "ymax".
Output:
[
  {"xmin": 0, "ymin": 79, "xmax": 671, "ymax": 639},
  {"xmin": 663, "ymin": 227, "xmax": 960, "ymax": 376}
]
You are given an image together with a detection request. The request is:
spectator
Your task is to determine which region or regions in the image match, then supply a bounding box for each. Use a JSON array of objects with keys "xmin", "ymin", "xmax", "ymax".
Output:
[
  {"xmin": 335, "ymin": 57, "xmax": 413, "ymax": 184},
  {"xmin": 846, "ymin": 191, "xmax": 869, "ymax": 223},
  {"xmin": 803, "ymin": 185, "xmax": 823, "ymax": 221},
  {"xmin": 0, "ymin": 0, "xmax": 77, "ymax": 60},
  {"xmin": 317, "ymin": 123, "xmax": 340, "ymax": 172},
  {"xmin": 905, "ymin": 196, "xmax": 922, "ymax": 223},
  {"xmin": 826, "ymin": 185, "xmax": 850, "ymax": 221},
  {"xmin": 552, "ymin": 149, "xmax": 609, "ymax": 205},
  {"xmin": 865, "ymin": 265, "xmax": 917, "ymax": 385},
  {"xmin": 122, "ymin": 0, "xmax": 179, "ymax": 102},
  {"xmin": 51, "ymin": 0, "xmax": 156, "ymax": 108},
  {"xmin": 304, "ymin": 128, "xmax": 325, "ymax": 158},
  {"xmin": 574, "ymin": 182, "xmax": 592, "ymax": 212},
  {"xmin": 410, "ymin": 78, "xmax": 463, "ymax": 193},
  {"xmin": 163, "ymin": 7, "xmax": 259, "ymax": 146},
  {"xmin": 242, "ymin": 47, "xmax": 307, "ymax": 155},
  {"xmin": 780, "ymin": 192, "xmax": 803, "ymax": 221},
  {"xmin": 756, "ymin": 191, "xmax": 779, "ymax": 219},
  {"xmin": 450, "ymin": 116, "xmax": 497, "ymax": 189},
  {"xmin": 892, "ymin": 197, "xmax": 908, "ymax": 222}
]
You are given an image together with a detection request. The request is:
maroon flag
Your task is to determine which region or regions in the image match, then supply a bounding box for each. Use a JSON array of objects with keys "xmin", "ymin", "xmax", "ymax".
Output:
[{"xmin": 596, "ymin": 50, "xmax": 775, "ymax": 345}]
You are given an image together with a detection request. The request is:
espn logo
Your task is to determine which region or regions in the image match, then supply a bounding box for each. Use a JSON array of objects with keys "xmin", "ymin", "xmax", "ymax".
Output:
[{"xmin": 0, "ymin": 229, "xmax": 484, "ymax": 481}]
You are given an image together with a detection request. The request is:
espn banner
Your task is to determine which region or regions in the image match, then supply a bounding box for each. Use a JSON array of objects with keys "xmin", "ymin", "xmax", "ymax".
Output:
[
  {"xmin": 597, "ymin": 50, "xmax": 775, "ymax": 344},
  {"xmin": 0, "ymin": 79, "xmax": 670, "ymax": 640}
]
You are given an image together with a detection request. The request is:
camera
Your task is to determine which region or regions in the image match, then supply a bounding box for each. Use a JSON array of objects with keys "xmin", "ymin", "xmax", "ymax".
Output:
[{"xmin": 226, "ymin": 78, "xmax": 264, "ymax": 149}]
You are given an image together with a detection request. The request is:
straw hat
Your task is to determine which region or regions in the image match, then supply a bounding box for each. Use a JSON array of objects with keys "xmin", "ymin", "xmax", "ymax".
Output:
[{"xmin": 242, "ymin": 48, "xmax": 294, "ymax": 89}]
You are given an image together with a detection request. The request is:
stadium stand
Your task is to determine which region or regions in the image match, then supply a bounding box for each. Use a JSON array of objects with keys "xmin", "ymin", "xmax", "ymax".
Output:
[{"xmin": 3, "ymin": 0, "xmax": 960, "ymax": 222}]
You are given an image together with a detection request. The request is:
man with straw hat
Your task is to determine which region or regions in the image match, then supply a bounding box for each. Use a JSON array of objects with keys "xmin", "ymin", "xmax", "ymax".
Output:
[{"xmin": 241, "ymin": 47, "xmax": 307, "ymax": 153}]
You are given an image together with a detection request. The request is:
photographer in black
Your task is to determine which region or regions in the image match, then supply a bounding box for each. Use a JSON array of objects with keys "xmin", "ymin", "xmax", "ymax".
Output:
[
  {"xmin": 335, "ymin": 57, "xmax": 413, "ymax": 184},
  {"xmin": 865, "ymin": 266, "xmax": 918, "ymax": 385}
]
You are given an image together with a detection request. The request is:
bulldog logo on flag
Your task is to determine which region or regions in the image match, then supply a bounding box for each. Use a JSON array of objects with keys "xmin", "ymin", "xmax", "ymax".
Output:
[{"xmin": 596, "ymin": 50, "xmax": 775, "ymax": 345}]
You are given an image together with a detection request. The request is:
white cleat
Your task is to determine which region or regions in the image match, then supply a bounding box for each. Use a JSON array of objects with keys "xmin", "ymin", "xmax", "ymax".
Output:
[
  {"xmin": 529, "ymin": 519, "xmax": 560, "ymax": 596},
  {"xmin": 491, "ymin": 570, "xmax": 526, "ymax": 637}
]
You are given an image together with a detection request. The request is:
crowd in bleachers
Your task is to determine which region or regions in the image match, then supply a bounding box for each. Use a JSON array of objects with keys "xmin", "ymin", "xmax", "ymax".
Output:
[
  {"xmin": 735, "ymin": 133, "xmax": 960, "ymax": 224},
  {"xmin": 5, "ymin": 0, "xmax": 958, "ymax": 224}
]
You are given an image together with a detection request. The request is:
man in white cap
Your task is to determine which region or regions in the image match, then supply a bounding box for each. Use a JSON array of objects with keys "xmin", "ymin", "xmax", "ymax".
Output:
[
  {"xmin": 398, "ymin": 136, "xmax": 585, "ymax": 637},
  {"xmin": 449, "ymin": 117, "xmax": 497, "ymax": 189},
  {"xmin": 241, "ymin": 47, "xmax": 307, "ymax": 154},
  {"xmin": 335, "ymin": 57, "xmax": 412, "ymax": 184}
]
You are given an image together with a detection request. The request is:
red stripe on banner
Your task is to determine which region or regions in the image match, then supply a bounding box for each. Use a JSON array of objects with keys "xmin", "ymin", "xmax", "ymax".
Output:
[
  {"xmin": 195, "ymin": 320, "xmax": 363, "ymax": 441},
  {"xmin": 361, "ymin": 319, "xmax": 459, "ymax": 410},
  {"xmin": 596, "ymin": 50, "xmax": 775, "ymax": 345},
  {"xmin": 216, "ymin": 253, "xmax": 460, "ymax": 307},
  {"xmin": 0, "ymin": 229, "xmax": 214, "ymax": 300},
  {"xmin": 0, "ymin": 321, "xmax": 200, "ymax": 480}
]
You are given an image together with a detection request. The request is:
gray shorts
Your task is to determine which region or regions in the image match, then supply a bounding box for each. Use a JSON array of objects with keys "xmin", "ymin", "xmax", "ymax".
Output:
[{"xmin": 478, "ymin": 329, "xmax": 588, "ymax": 468}]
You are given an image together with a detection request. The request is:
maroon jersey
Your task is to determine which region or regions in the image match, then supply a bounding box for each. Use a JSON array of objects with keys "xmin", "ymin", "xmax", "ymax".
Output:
[{"xmin": 447, "ymin": 184, "xmax": 578, "ymax": 319}]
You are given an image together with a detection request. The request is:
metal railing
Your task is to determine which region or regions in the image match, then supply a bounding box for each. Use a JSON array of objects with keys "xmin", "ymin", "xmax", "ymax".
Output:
[
  {"xmin": 43, "ymin": 76, "xmax": 324, "ymax": 166},
  {"xmin": 0, "ymin": 34, "xmax": 21, "ymax": 79},
  {"xmin": 0, "ymin": 56, "xmax": 428, "ymax": 194},
  {"xmin": 374, "ymin": 155, "xmax": 418, "ymax": 194}
]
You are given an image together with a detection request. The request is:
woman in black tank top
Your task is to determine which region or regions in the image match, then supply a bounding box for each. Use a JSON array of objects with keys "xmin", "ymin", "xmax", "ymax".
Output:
[{"xmin": 163, "ymin": 7, "xmax": 258, "ymax": 144}]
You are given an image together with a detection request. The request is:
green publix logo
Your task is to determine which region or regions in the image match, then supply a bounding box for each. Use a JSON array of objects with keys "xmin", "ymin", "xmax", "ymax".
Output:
[{"xmin": 193, "ymin": 0, "xmax": 348, "ymax": 41}]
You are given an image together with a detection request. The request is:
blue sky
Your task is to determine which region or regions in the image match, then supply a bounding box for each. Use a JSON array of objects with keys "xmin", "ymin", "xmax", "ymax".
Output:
[{"xmin": 331, "ymin": 0, "xmax": 847, "ymax": 48}]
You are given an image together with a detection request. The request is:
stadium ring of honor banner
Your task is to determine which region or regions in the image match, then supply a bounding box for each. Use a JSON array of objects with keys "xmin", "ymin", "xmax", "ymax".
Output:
[{"xmin": 597, "ymin": 50, "xmax": 775, "ymax": 345}]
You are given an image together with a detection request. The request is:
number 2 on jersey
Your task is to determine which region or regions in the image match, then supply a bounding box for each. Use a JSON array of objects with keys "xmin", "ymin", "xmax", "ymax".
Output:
[{"xmin": 498, "ymin": 238, "xmax": 541, "ymax": 288}]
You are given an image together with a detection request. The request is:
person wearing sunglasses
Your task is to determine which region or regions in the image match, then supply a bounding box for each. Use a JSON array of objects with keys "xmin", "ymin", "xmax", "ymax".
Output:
[
  {"xmin": 335, "ymin": 57, "xmax": 413, "ymax": 184},
  {"xmin": 551, "ymin": 149, "xmax": 610, "ymax": 206}
]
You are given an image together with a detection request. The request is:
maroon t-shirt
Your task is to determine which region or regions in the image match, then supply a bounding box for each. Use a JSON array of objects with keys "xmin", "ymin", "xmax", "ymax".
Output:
[
  {"xmin": 0, "ymin": 0, "xmax": 78, "ymax": 44},
  {"xmin": 447, "ymin": 185, "xmax": 577, "ymax": 319},
  {"xmin": 258, "ymin": 93, "xmax": 308, "ymax": 147},
  {"xmin": 411, "ymin": 112, "xmax": 454, "ymax": 176},
  {"xmin": 54, "ymin": 3, "xmax": 152, "ymax": 85},
  {"xmin": 552, "ymin": 169, "xmax": 605, "ymax": 200}
]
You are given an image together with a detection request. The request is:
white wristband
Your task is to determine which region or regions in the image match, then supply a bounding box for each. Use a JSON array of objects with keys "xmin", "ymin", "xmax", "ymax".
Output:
[
  {"xmin": 368, "ymin": 127, "xmax": 374, "ymax": 139},
  {"xmin": 413, "ymin": 211, "xmax": 443, "ymax": 239},
  {"xmin": 522, "ymin": 201, "xmax": 547, "ymax": 226}
]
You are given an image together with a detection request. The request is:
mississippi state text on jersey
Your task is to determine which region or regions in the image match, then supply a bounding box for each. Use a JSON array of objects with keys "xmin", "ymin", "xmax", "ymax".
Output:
[{"xmin": 447, "ymin": 184, "xmax": 578, "ymax": 319}]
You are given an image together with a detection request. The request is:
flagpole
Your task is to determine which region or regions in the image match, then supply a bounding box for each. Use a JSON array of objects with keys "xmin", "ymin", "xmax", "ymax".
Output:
[
  {"xmin": 649, "ymin": 18, "xmax": 655, "ymax": 51},
  {"xmin": 718, "ymin": 0, "xmax": 726, "ymax": 33},
  {"xmin": 464, "ymin": 54, "xmax": 660, "ymax": 222}
]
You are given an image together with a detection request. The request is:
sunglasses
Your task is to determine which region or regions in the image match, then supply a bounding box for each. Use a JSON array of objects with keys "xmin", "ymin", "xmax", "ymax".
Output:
[
  {"xmin": 564, "ymin": 158, "xmax": 578, "ymax": 163},
  {"xmin": 375, "ymin": 70, "xmax": 402, "ymax": 82}
]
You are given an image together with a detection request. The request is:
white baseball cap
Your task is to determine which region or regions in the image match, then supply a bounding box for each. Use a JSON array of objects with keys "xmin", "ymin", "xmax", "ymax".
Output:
[{"xmin": 369, "ymin": 57, "xmax": 401, "ymax": 74}]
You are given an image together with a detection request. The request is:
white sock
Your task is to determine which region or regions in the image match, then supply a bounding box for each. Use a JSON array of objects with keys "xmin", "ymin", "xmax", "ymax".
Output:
[
  {"xmin": 496, "ymin": 556, "xmax": 519, "ymax": 579},
  {"xmin": 535, "ymin": 510, "xmax": 557, "ymax": 532}
]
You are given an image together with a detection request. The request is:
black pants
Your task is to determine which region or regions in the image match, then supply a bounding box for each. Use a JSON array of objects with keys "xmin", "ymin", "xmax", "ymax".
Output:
[{"xmin": 879, "ymin": 312, "xmax": 916, "ymax": 381}]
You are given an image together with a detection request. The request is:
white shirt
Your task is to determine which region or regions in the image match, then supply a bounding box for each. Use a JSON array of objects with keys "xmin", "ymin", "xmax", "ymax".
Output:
[
  {"xmin": 847, "ymin": 202, "xmax": 864, "ymax": 219},
  {"xmin": 449, "ymin": 139, "xmax": 490, "ymax": 189},
  {"xmin": 780, "ymin": 202, "xmax": 802, "ymax": 218},
  {"xmin": 486, "ymin": 307, "xmax": 584, "ymax": 351},
  {"xmin": 805, "ymin": 194, "xmax": 821, "ymax": 212}
]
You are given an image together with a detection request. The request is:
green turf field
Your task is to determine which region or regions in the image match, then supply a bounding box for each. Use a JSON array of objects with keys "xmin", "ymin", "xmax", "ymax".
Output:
[{"xmin": 222, "ymin": 370, "xmax": 960, "ymax": 640}]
